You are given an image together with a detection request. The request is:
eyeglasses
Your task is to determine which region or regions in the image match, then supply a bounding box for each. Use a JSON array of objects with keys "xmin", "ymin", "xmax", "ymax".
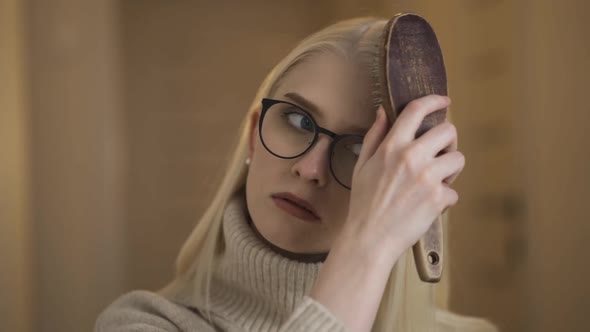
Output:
[{"xmin": 258, "ymin": 98, "xmax": 365, "ymax": 190}]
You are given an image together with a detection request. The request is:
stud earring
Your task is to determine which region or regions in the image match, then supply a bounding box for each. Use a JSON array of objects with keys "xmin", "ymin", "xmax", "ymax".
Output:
[{"xmin": 245, "ymin": 157, "xmax": 251, "ymax": 165}]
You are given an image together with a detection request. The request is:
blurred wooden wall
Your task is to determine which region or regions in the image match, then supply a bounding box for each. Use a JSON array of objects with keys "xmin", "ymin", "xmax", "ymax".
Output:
[
  {"xmin": 516, "ymin": 1, "xmax": 590, "ymax": 330},
  {"xmin": 0, "ymin": 0, "xmax": 32, "ymax": 331},
  {"xmin": 25, "ymin": 0, "xmax": 126, "ymax": 331},
  {"xmin": 397, "ymin": 2, "xmax": 528, "ymax": 331},
  {"xmin": 4, "ymin": 1, "xmax": 589, "ymax": 332}
]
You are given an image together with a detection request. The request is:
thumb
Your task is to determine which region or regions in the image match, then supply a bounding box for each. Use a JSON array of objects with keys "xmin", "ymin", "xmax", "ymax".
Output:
[{"xmin": 357, "ymin": 105, "xmax": 389, "ymax": 167}]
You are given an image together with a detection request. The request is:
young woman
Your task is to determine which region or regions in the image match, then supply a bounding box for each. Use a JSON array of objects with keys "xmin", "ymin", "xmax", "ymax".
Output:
[{"xmin": 95, "ymin": 17, "xmax": 498, "ymax": 332}]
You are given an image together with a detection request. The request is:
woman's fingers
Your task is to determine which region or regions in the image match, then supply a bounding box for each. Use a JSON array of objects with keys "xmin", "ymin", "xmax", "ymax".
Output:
[
  {"xmin": 356, "ymin": 105, "xmax": 389, "ymax": 168},
  {"xmin": 440, "ymin": 186, "xmax": 459, "ymax": 213},
  {"xmin": 385, "ymin": 94, "xmax": 451, "ymax": 146},
  {"xmin": 429, "ymin": 150, "xmax": 465, "ymax": 185},
  {"xmin": 436, "ymin": 119, "xmax": 458, "ymax": 158},
  {"xmin": 356, "ymin": 95, "xmax": 461, "ymax": 187},
  {"xmin": 415, "ymin": 120, "xmax": 457, "ymax": 158}
]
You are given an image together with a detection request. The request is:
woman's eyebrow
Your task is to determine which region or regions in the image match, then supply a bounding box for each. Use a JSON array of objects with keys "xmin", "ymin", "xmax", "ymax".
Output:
[
  {"xmin": 284, "ymin": 92, "xmax": 323, "ymax": 119},
  {"xmin": 283, "ymin": 92, "xmax": 369, "ymax": 134}
]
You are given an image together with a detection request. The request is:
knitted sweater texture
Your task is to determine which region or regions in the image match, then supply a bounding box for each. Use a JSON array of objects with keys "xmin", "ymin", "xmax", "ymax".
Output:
[{"xmin": 95, "ymin": 191, "xmax": 347, "ymax": 332}]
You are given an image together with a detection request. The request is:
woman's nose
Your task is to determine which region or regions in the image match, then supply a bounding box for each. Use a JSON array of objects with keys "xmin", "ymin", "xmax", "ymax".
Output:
[{"xmin": 290, "ymin": 135, "xmax": 331, "ymax": 187}]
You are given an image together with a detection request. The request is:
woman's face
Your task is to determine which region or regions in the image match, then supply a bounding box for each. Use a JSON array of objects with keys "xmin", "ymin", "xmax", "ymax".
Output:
[{"xmin": 246, "ymin": 52, "xmax": 375, "ymax": 254}]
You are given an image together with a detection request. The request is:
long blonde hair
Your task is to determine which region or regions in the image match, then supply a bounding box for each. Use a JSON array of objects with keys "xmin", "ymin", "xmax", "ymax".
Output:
[{"xmin": 169, "ymin": 17, "xmax": 498, "ymax": 332}]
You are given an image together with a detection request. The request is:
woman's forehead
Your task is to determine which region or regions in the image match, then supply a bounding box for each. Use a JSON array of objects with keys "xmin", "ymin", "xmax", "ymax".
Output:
[{"xmin": 272, "ymin": 53, "xmax": 374, "ymax": 133}]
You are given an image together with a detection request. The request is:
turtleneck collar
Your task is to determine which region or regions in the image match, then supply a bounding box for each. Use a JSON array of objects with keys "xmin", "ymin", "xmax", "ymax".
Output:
[
  {"xmin": 159, "ymin": 189, "xmax": 328, "ymax": 330},
  {"xmin": 245, "ymin": 207, "xmax": 329, "ymax": 264}
]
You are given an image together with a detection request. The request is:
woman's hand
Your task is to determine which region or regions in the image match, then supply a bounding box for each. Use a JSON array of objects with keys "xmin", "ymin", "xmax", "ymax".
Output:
[
  {"xmin": 308, "ymin": 95, "xmax": 463, "ymax": 332},
  {"xmin": 344, "ymin": 94, "xmax": 464, "ymax": 262}
]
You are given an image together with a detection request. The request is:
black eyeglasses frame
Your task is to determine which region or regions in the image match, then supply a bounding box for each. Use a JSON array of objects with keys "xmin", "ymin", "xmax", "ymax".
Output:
[{"xmin": 258, "ymin": 97, "xmax": 365, "ymax": 190}]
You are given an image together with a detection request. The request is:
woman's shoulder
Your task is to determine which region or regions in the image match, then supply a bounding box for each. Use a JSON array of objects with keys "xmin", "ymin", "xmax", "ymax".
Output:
[
  {"xmin": 435, "ymin": 308, "xmax": 500, "ymax": 332},
  {"xmin": 94, "ymin": 290, "xmax": 217, "ymax": 332}
]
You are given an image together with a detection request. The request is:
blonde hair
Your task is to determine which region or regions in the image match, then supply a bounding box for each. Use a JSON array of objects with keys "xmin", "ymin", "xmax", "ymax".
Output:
[{"xmin": 170, "ymin": 17, "xmax": 498, "ymax": 332}]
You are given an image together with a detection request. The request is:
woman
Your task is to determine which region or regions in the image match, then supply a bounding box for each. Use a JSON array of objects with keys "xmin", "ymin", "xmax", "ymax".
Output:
[{"xmin": 95, "ymin": 17, "xmax": 498, "ymax": 332}]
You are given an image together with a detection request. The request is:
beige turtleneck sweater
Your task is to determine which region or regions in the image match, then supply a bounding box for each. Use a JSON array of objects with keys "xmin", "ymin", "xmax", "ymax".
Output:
[{"xmin": 94, "ymin": 190, "xmax": 348, "ymax": 332}]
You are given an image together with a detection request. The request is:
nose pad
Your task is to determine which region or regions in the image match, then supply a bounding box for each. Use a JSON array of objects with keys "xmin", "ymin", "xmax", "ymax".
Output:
[{"xmin": 291, "ymin": 136, "xmax": 332, "ymax": 186}]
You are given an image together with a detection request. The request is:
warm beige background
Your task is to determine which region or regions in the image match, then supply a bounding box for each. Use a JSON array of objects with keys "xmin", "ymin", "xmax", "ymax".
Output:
[
  {"xmin": 1, "ymin": 0, "xmax": 31, "ymax": 331},
  {"xmin": 1, "ymin": 0, "xmax": 588, "ymax": 331}
]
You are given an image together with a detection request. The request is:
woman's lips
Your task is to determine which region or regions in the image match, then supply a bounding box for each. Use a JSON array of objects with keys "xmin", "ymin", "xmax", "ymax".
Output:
[{"xmin": 272, "ymin": 197, "xmax": 321, "ymax": 223}]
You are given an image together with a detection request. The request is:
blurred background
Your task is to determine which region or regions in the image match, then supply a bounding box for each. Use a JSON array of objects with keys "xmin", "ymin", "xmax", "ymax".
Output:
[{"xmin": 1, "ymin": 0, "xmax": 589, "ymax": 331}]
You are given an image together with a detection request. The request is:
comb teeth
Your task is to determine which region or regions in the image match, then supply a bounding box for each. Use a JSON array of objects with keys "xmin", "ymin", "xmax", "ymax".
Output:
[
  {"xmin": 358, "ymin": 63, "xmax": 383, "ymax": 110},
  {"xmin": 369, "ymin": 29, "xmax": 386, "ymax": 109},
  {"xmin": 354, "ymin": 22, "xmax": 388, "ymax": 112}
]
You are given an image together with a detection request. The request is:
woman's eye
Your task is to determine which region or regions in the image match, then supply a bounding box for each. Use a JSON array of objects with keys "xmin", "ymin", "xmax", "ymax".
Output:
[{"xmin": 286, "ymin": 112, "xmax": 314, "ymax": 132}]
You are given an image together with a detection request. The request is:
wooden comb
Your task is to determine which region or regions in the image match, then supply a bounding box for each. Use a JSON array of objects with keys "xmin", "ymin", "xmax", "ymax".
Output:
[{"xmin": 380, "ymin": 13, "xmax": 448, "ymax": 283}]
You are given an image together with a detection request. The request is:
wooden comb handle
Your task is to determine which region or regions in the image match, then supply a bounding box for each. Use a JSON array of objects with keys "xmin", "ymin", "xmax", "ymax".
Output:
[{"xmin": 382, "ymin": 13, "xmax": 448, "ymax": 283}]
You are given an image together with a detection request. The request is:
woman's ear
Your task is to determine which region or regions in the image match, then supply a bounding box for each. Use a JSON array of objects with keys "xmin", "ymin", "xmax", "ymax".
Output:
[{"xmin": 248, "ymin": 106, "xmax": 261, "ymax": 159}]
